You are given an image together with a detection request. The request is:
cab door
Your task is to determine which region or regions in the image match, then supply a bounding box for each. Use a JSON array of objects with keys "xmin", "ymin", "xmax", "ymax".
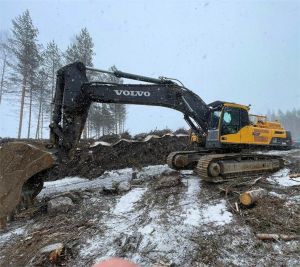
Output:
[{"xmin": 220, "ymin": 107, "xmax": 243, "ymax": 144}]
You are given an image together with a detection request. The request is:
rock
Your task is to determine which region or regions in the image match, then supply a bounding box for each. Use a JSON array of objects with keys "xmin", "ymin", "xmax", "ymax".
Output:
[
  {"xmin": 47, "ymin": 197, "xmax": 73, "ymax": 215},
  {"xmin": 155, "ymin": 172, "xmax": 182, "ymax": 189},
  {"xmin": 137, "ymin": 173, "xmax": 154, "ymax": 182},
  {"xmin": 161, "ymin": 170, "xmax": 179, "ymax": 176},
  {"xmin": 131, "ymin": 179, "xmax": 144, "ymax": 186},
  {"xmin": 40, "ymin": 242, "xmax": 64, "ymax": 254},
  {"xmin": 53, "ymin": 192, "xmax": 82, "ymax": 203},
  {"xmin": 118, "ymin": 181, "xmax": 131, "ymax": 192}
]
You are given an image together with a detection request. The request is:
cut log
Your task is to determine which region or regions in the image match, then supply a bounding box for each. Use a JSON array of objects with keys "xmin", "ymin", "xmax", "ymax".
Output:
[
  {"xmin": 256, "ymin": 233, "xmax": 300, "ymax": 241},
  {"xmin": 239, "ymin": 188, "xmax": 267, "ymax": 206}
]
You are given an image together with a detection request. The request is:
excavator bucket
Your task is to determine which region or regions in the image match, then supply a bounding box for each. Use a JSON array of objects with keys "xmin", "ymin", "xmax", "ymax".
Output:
[{"xmin": 0, "ymin": 142, "xmax": 55, "ymax": 229}]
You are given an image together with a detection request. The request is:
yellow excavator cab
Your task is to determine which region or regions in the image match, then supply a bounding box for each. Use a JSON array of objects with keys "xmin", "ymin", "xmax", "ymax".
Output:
[{"xmin": 213, "ymin": 103, "xmax": 291, "ymax": 149}]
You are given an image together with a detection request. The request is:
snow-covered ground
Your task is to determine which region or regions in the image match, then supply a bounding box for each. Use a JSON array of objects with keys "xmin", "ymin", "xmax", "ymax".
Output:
[
  {"xmin": 267, "ymin": 168, "xmax": 300, "ymax": 187},
  {"xmin": 80, "ymin": 173, "xmax": 234, "ymax": 266},
  {"xmin": 1, "ymin": 148, "xmax": 299, "ymax": 267}
]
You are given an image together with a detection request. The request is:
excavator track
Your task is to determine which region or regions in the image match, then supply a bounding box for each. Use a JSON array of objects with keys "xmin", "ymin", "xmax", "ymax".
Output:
[
  {"xmin": 167, "ymin": 150, "xmax": 207, "ymax": 170},
  {"xmin": 196, "ymin": 153, "xmax": 284, "ymax": 183}
]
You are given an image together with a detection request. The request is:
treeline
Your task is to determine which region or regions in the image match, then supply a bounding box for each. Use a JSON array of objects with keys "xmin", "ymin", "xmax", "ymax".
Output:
[
  {"xmin": 0, "ymin": 10, "xmax": 126, "ymax": 139},
  {"xmin": 267, "ymin": 109, "xmax": 300, "ymax": 140}
]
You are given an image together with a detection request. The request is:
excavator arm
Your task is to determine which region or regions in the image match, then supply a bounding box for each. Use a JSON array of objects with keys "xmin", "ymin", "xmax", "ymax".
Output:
[{"xmin": 50, "ymin": 62, "xmax": 211, "ymax": 160}]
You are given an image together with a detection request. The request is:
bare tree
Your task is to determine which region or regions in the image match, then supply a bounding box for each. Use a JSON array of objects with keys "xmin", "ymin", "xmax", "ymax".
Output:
[
  {"xmin": 0, "ymin": 31, "xmax": 11, "ymax": 104},
  {"xmin": 7, "ymin": 10, "xmax": 40, "ymax": 138}
]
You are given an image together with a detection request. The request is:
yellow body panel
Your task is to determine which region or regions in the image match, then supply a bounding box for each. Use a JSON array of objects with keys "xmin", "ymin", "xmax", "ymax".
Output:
[
  {"xmin": 221, "ymin": 125, "xmax": 287, "ymax": 145},
  {"xmin": 190, "ymin": 133, "xmax": 200, "ymax": 143}
]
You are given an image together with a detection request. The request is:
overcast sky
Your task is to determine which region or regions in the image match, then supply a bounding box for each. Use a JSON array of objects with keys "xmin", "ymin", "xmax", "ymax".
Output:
[{"xmin": 0, "ymin": 0, "xmax": 299, "ymax": 137}]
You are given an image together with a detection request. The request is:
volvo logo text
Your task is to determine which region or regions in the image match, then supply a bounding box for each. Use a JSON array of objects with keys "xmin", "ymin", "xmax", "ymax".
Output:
[{"xmin": 114, "ymin": 90, "xmax": 151, "ymax": 97}]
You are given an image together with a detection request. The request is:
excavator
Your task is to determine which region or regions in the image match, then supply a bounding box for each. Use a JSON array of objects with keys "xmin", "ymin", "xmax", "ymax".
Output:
[{"xmin": 0, "ymin": 61, "xmax": 292, "ymax": 228}]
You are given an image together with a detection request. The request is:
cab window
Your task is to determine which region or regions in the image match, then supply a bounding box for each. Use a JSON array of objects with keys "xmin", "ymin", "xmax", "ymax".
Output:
[
  {"xmin": 221, "ymin": 107, "xmax": 240, "ymax": 135},
  {"xmin": 221, "ymin": 107, "xmax": 250, "ymax": 135},
  {"xmin": 240, "ymin": 109, "xmax": 249, "ymax": 127},
  {"xmin": 209, "ymin": 110, "xmax": 221, "ymax": 129}
]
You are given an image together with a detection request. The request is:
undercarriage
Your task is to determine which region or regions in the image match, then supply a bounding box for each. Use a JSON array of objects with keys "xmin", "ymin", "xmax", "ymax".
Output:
[{"xmin": 167, "ymin": 150, "xmax": 284, "ymax": 182}]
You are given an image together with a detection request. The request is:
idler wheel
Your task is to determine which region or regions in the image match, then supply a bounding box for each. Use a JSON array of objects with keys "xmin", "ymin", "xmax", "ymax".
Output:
[
  {"xmin": 174, "ymin": 155, "xmax": 189, "ymax": 168},
  {"xmin": 208, "ymin": 162, "xmax": 221, "ymax": 177}
]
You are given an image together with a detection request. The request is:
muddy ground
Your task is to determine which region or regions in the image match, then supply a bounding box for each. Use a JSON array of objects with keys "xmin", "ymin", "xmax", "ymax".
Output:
[
  {"xmin": 0, "ymin": 137, "xmax": 299, "ymax": 267},
  {"xmin": 54, "ymin": 134, "xmax": 191, "ymax": 179},
  {"xmin": 0, "ymin": 134, "xmax": 190, "ymax": 180}
]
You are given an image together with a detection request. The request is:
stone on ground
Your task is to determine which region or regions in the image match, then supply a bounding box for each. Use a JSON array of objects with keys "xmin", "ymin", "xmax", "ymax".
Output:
[{"xmin": 47, "ymin": 197, "xmax": 73, "ymax": 215}]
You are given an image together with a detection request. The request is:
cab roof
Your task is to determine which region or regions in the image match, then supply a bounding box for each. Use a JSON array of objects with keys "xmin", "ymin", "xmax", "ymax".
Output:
[{"xmin": 208, "ymin": 101, "xmax": 250, "ymax": 111}]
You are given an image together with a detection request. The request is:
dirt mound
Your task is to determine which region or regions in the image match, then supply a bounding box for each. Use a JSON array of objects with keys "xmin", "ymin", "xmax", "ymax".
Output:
[{"xmin": 46, "ymin": 135, "xmax": 190, "ymax": 180}]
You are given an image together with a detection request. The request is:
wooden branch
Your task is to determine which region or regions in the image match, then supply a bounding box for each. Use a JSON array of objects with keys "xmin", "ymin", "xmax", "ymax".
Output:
[
  {"xmin": 235, "ymin": 202, "xmax": 239, "ymax": 213},
  {"xmin": 256, "ymin": 233, "xmax": 300, "ymax": 241}
]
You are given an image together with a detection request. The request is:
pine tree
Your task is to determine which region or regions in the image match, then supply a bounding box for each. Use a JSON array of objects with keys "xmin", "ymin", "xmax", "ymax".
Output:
[
  {"xmin": 43, "ymin": 40, "xmax": 62, "ymax": 114},
  {"xmin": 65, "ymin": 27, "xmax": 94, "ymax": 66},
  {"xmin": 88, "ymin": 67, "xmax": 127, "ymax": 137},
  {"xmin": 7, "ymin": 10, "xmax": 40, "ymax": 138},
  {"xmin": 33, "ymin": 67, "xmax": 49, "ymax": 139}
]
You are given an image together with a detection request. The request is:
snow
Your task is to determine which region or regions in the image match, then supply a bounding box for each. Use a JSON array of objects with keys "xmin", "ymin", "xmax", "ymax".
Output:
[
  {"xmin": 201, "ymin": 201, "xmax": 232, "ymax": 226},
  {"xmin": 180, "ymin": 170, "xmax": 194, "ymax": 175},
  {"xmin": 39, "ymin": 165, "xmax": 171, "ymax": 198},
  {"xmin": 80, "ymin": 173, "xmax": 233, "ymax": 266},
  {"xmin": 89, "ymin": 134, "xmax": 189, "ymax": 148},
  {"xmin": 40, "ymin": 242, "xmax": 64, "ymax": 253},
  {"xmin": 181, "ymin": 178, "xmax": 232, "ymax": 227},
  {"xmin": 256, "ymin": 149, "xmax": 299, "ymax": 156},
  {"xmin": 113, "ymin": 188, "xmax": 147, "ymax": 215},
  {"xmin": 181, "ymin": 178, "xmax": 202, "ymax": 226},
  {"xmin": 269, "ymin": 191, "xmax": 285, "ymax": 198},
  {"xmin": 267, "ymin": 168, "xmax": 300, "ymax": 187},
  {"xmin": 90, "ymin": 141, "xmax": 111, "ymax": 147},
  {"xmin": 0, "ymin": 226, "xmax": 26, "ymax": 245}
]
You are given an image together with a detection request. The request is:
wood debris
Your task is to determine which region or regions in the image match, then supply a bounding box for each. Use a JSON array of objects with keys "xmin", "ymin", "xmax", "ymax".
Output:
[{"xmin": 256, "ymin": 233, "xmax": 300, "ymax": 241}]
